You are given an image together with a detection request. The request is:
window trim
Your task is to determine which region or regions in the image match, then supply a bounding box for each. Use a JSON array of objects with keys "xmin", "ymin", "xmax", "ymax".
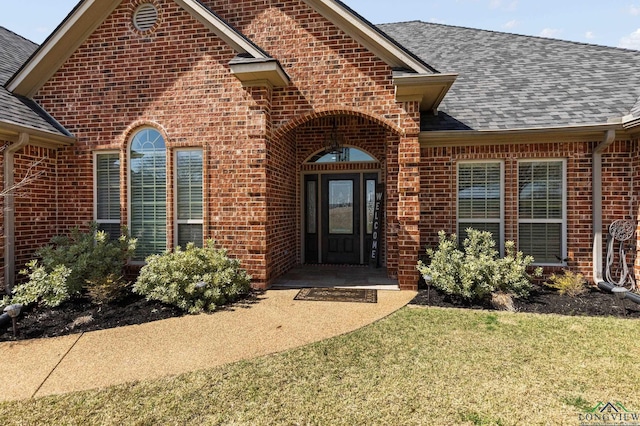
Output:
[
  {"xmin": 456, "ymin": 160, "xmax": 505, "ymax": 254},
  {"xmin": 306, "ymin": 146, "xmax": 379, "ymax": 164},
  {"xmin": 517, "ymin": 158, "xmax": 567, "ymax": 266},
  {"xmin": 174, "ymin": 148, "xmax": 204, "ymax": 248},
  {"xmin": 94, "ymin": 150, "xmax": 121, "ymax": 232},
  {"xmin": 127, "ymin": 127, "xmax": 168, "ymax": 262}
]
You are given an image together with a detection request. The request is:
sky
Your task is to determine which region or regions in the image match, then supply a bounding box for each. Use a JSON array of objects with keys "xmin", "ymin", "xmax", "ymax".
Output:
[{"xmin": 2, "ymin": 0, "xmax": 640, "ymax": 50}]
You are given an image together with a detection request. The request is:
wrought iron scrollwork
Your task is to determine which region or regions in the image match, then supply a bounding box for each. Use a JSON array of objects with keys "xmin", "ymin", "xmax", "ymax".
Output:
[{"xmin": 605, "ymin": 219, "xmax": 636, "ymax": 290}]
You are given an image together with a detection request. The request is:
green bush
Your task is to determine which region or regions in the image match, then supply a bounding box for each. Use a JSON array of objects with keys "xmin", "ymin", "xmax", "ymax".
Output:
[
  {"xmin": 11, "ymin": 261, "xmax": 72, "ymax": 307},
  {"xmin": 544, "ymin": 270, "xmax": 587, "ymax": 297},
  {"xmin": 86, "ymin": 273, "xmax": 131, "ymax": 304},
  {"xmin": 10, "ymin": 224, "xmax": 136, "ymax": 307},
  {"xmin": 417, "ymin": 229, "xmax": 541, "ymax": 302},
  {"xmin": 133, "ymin": 241, "xmax": 252, "ymax": 314}
]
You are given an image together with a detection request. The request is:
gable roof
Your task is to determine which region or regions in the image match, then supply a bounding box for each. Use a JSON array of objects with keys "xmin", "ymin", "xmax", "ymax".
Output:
[
  {"xmin": 380, "ymin": 21, "xmax": 640, "ymax": 132},
  {"xmin": 7, "ymin": 0, "xmax": 454, "ymax": 111},
  {"xmin": 6, "ymin": 0, "xmax": 284, "ymax": 96},
  {"xmin": 0, "ymin": 27, "xmax": 73, "ymax": 144}
]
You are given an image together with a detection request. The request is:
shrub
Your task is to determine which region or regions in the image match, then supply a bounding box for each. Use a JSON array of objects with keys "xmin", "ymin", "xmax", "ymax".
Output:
[
  {"xmin": 86, "ymin": 274, "xmax": 130, "ymax": 304},
  {"xmin": 12, "ymin": 261, "xmax": 72, "ymax": 307},
  {"xmin": 417, "ymin": 229, "xmax": 541, "ymax": 302},
  {"xmin": 11, "ymin": 224, "xmax": 136, "ymax": 307},
  {"xmin": 544, "ymin": 270, "xmax": 587, "ymax": 297},
  {"xmin": 133, "ymin": 241, "xmax": 251, "ymax": 314}
]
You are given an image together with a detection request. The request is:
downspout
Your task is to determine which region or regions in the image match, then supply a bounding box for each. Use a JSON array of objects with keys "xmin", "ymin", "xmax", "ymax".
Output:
[
  {"xmin": 592, "ymin": 129, "xmax": 640, "ymax": 304},
  {"xmin": 3, "ymin": 132, "xmax": 29, "ymax": 294}
]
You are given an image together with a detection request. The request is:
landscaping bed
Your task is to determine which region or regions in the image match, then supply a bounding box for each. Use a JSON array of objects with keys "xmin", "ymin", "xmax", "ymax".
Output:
[
  {"xmin": 3, "ymin": 281, "xmax": 637, "ymax": 342},
  {"xmin": 410, "ymin": 283, "xmax": 640, "ymax": 318},
  {"xmin": 1, "ymin": 293, "xmax": 185, "ymax": 341}
]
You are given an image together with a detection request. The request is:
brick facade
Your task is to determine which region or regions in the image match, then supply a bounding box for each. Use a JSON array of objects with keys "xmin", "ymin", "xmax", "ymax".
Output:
[
  {"xmin": 420, "ymin": 139, "xmax": 637, "ymax": 281},
  {"xmin": 2, "ymin": 0, "xmax": 639, "ymax": 292},
  {"xmin": 22, "ymin": 0, "xmax": 418, "ymax": 289}
]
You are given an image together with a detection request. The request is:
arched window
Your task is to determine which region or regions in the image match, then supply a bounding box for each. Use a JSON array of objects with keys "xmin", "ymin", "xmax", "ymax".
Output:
[
  {"xmin": 130, "ymin": 128, "xmax": 166, "ymax": 260},
  {"xmin": 308, "ymin": 147, "xmax": 377, "ymax": 163}
]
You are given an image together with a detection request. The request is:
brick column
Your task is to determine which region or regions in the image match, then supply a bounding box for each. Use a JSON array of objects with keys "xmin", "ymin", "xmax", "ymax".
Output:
[
  {"xmin": 397, "ymin": 132, "xmax": 421, "ymax": 290},
  {"xmin": 395, "ymin": 99, "xmax": 422, "ymax": 290},
  {"xmin": 245, "ymin": 85, "xmax": 272, "ymax": 289}
]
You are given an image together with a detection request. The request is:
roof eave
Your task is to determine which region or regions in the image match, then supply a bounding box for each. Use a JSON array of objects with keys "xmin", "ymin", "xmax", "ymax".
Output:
[
  {"xmin": 394, "ymin": 73, "xmax": 457, "ymax": 112},
  {"xmin": 302, "ymin": 0, "xmax": 436, "ymax": 74},
  {"xmin": 229, "ymin": 59, "xmax": 290, "ymax": 88},
  {"xmin": 8, "ymin": 0, "xmax": 273, "ymax": 98},
  {"xmin": 0, "ymin": 120, "xmax": 76, "ymax": 147},
  {"xmin": 7, "ymin": 0, "xmax": 122, "ymax": 97},
  {"xmin": 174, "ymin": 0, "xmax": 268, "ymax": 58},
  {"xmin": 420, "ymin": 123, "xmax": 625, "ymax": 146}
]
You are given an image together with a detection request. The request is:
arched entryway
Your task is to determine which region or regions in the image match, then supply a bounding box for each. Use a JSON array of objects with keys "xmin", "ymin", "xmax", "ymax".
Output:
[
  {"xmin": 302, "ymin": 148, "xmax": 380, "ymax": 265},
  {"xmin": 291, "ymin": 113, "xmax": 394, "ymax": 269}
]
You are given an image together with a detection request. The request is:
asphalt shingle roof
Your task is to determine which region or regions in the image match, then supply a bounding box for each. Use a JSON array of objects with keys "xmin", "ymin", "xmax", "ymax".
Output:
[
  {"xmin": 0, "ymin": 27, "xmax": 70, "ymax": 137},
  {"xmin": 379, "ymin": 21, "xmax": 640, "ymax": 131}
]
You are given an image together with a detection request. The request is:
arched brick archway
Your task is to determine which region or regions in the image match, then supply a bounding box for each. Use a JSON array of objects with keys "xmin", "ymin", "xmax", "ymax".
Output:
[{"xmin": 263, "ymin": 108, "xmax": 412, "ymax": 287}]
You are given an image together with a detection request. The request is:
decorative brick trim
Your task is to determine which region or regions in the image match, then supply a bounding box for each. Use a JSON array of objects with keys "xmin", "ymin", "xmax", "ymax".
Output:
[{"xmin": 273, "ymin": 106, "xmax": 405, "ymax": 140}]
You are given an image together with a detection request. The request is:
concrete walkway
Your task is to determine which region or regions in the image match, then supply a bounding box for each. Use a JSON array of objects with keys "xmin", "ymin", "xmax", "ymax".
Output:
[{"xmin": 0, "ymin": 289, "xmax": 415, "ymax": 402}]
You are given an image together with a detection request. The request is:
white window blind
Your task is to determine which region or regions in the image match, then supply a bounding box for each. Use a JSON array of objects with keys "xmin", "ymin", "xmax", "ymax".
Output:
[
  {"xmin": 518, "ymin": 160, "xmax": 565, "ymax": 264},
  {"xmin": 176, "ymin": 150, "xmax": 203, "ymax": 247},
  {"xmin": 95, "ymin": 152, "xmax": 120, "ymax": 239},
  {"xmin": 130, "ymin": 128, "xmax": 166, "ymax": 260},
  {"xmin": 457, "ymin": 162, "xmax": 503, "ymax": 250}
]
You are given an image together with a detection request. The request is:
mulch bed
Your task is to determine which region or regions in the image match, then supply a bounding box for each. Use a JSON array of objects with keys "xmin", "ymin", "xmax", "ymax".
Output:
[
  {"xmin": 2, "ymin": 284, "xmax": 637, "ymax": 342},
  {"xmin": 1, "ymin": 293, "xmax": 185, "ymax": 342},
  {"xmin": 409, "ymin": 284, "xmax": 640, "ymax": 318}
]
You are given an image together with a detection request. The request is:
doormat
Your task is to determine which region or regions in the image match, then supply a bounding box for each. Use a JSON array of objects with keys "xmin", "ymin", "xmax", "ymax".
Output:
[{"xmin": 294, "ymin": 288, "xmax": 377, "ymax": 303}]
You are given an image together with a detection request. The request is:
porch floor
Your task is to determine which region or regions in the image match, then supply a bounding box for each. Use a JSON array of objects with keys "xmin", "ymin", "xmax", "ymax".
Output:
[{"xmin": 271, "ymin": 265, "xmax": 399, "ymax": 290}]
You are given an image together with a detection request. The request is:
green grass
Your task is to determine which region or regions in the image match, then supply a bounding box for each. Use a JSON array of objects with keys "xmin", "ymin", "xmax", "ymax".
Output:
[{"xmin": 2, "ymin": 307, "xmax": 640, "ymax": 425}]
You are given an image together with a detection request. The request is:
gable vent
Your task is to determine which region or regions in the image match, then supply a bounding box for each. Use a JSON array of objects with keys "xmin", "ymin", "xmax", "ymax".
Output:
[{"xmin": 133, "ymin": 4, "xmax": 158, "ymax": 32}]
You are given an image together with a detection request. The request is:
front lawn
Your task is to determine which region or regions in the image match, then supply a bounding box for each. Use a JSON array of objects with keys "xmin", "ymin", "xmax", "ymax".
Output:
[{"xmin": 1, "ymin": 307, "xmax": 639, "ymax": 425}]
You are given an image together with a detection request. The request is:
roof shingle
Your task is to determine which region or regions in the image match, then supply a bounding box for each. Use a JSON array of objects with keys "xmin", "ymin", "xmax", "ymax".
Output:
[
  {"xmin": 379, "ymin": 21, "xmax": 640, "ymax": 131},
  {"xmin": 0, "ymin": 26, "xmax": 71, "ymax": 137}
]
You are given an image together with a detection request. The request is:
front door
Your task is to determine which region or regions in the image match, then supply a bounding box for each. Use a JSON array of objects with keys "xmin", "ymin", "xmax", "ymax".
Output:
[
  {"xmin": 304, "ymin": 172, "xmax": 379, "ymax": 265},
  {"xmin": 322, "ymin": 174, "xmax": 360, "ymax": 264}
]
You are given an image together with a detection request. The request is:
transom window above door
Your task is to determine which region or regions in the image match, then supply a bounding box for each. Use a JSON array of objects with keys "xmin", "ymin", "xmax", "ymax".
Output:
[{"xmin": 309, "ymin": 147, "xmax": 377, "ymax": 163}]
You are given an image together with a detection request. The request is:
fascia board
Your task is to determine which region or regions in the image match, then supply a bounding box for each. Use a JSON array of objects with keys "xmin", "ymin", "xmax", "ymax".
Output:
[
  {"xmin": 174, "ymin": 0, "xmax": 268, "ymax": 58},
  {"xmin": 9, "ymin": 0, "xmax": 270, "ymax": 98},
  {"xmin": 302, "ymin": 0, "xmax": 435, "ymax": 74},
  {"xmin": 229, "ymin": 60, "xmax": 290, "ymax": 87},
  {"xmin": 420, "ymin": 123, "xmax": 625, "ymax": 147},
  {"xmin": 7, "ymin": 0, "xmax": 122, "ymax": 97},
  {"xmin": 394, "ymin": 73, "xmax": 458, "ymax": 112},
  {"xmin": 0, "ymin": 120, "xmax": 76, "ymax": 147}
]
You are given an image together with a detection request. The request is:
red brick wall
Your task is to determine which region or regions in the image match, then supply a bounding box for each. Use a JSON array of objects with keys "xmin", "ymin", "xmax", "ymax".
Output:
[
  {"xmin": 419, "ymin": 139, "xmax": 635, "ymax": 281},
  {"xmin": 30, "ymin": 0, "xmax": 415, "ymax": 287},
  {"xmin": 12, "ymin": 145, "xmax": 59, "ymax": 285}
]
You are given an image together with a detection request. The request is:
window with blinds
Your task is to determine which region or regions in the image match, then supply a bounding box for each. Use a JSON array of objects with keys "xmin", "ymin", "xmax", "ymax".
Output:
[
  {"xmin": 457, "ymin": 162, "xmax": 503, "ymax": 252},
  {"xmin": 176, "ymin": 149, "xmax": 203, "ymax": 247},
  {"xmin": 518, "ymin": 160, "xmax": 565, "ymax": 264},
  {"xmin": 95, "ymin": 152, "xmax": 121, "ymax": 240},
  {"xmin": 130, "ymin": 128, "xmax": 167, "ymax": 260}
]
